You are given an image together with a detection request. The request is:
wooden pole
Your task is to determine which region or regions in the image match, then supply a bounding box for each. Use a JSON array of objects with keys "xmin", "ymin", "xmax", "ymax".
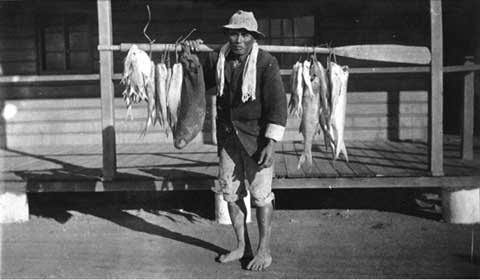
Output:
[
  {"xmin": 429, "ymin": 0, "xmax": 444, "ymax": 176},
  {"xmin": 97, "ymin": 0, "xmax": 116, "ymax": 181},
  {"xmin": 462, "ymin": 56, "xmax": 475, "ymax": 160},
  {"xmin": 100, "ymin": 43, "xmax": 431, "ymax": 65}
]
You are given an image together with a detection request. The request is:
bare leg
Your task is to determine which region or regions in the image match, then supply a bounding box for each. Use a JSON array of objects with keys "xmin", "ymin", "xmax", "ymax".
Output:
[
  {"xmin": 218, "ymin": 199, "xmax": 252, "ymax": 263},
  {"xmin": 247, "ymin": 201, "xmax": 273, "ymax": 271}
]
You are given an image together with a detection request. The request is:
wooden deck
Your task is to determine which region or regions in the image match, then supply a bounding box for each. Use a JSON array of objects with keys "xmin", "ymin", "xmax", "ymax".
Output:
[{"xmin": 1, "ymin": 138, "xmax": 479, "ymax": 193}]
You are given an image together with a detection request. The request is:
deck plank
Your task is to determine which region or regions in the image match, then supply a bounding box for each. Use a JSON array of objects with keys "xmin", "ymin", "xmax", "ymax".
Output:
[
  {"xmin": 328, "ymin": 145, "xmax": 356, "ymax": 177},
  {"xmin": 310, "ymin": 142, "xmax": 339, "ymax": 177},
  {"xmin": 369, "ymin": 141, "xmax": 424, "ymax": 175},
  {"xmin": 202, "ymin": 145, "xmax": 219, "ymax": 179},
  {"xmin": 343, "ymin": 141, "xmax": 376, "ymax": 177},
  {"xmin": 362, "ymin": 141, "xmax": 415, "ymax": 175},
  {"xmin": 348, "ymin": 141, "xmax": 390, "ymax": 176},
  {"xmin": 282, "ymin": 142, "xmax": 305, "ymax": 178},
  {"xmin": 384, "ymin": 141, "xmax": 427, "ymax": 173},
  {"xmin": 293, "ymin": 141, "xmax": 324, "ymax": 177},
  {"xmin": 274, "ymin": 143, "xmax": 288, "ymax": 178},
  {"xmin": 403, "ymin": 141, "xmax": 428, "ymax": 159}
]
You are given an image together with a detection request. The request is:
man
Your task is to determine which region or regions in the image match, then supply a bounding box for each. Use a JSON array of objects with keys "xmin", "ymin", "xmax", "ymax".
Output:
[{"xmin": 187, "ymin": 10, "xmax": 287, "ymax": 271}]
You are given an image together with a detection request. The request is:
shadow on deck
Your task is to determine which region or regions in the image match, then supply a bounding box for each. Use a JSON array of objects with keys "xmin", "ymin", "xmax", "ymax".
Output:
[
  {"xmin": 3, "ymin": 138, "xmax": 477, "ymax": 223},
  {"xmin": 1, "ymin": 139, "xmax": 479, "ymax": 193}
]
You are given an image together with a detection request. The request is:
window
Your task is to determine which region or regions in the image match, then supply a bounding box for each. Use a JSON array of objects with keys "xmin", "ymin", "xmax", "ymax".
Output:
[
  {"xmin": 37, "ymin": 13, "xmax": 93, "ymax": 73},
  {"xmin": 257, "ymin": 16, "xmax": 316, "ymax": 68}
]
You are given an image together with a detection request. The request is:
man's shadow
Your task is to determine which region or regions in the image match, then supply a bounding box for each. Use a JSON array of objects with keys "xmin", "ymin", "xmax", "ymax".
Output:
[
  {"xmin": 76, "ymin": 207, "xmax": 228, "ymax": 256},
  {"xmin": 29, "ymin": 191, "xmax": 228, "ymax": 257},
  {"xmin": 9, "ymin": 147, "xmax": 228, "ymax": 257}
]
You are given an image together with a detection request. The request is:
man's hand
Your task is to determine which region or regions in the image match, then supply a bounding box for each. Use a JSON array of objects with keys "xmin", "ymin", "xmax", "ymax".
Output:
[
  {"xmin": 257, "ymin": 138, "xmax": 276, "ymax": 169},
  {"xmin": 184, "ymin": 39, "xmax": 204, "ymax": 52}
]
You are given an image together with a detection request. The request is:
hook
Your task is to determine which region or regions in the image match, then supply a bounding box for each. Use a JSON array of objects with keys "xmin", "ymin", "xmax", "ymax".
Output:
[
  {"xmin": 143, "ymin": 4, "xmax": 156, "ymax": 58},
  {"xmin": 166, "ymin": 44, "xmax": 171, "ymax": 67},
  {"xmin": 179, "ymin": 28, "xmax": 197, "ymax": 44},
  {"xmin": 300, "ymin": 44, "xmax": 308, "ymax": 62},
  {"xmin": 173, "ymin": 28, "xmax": 197, "ymax": 63},
  {"xmin": 174, "ymin": 35, "xmax": 184, "ymax": 64},
  {"xmin": 328, "ymin": 42, "xmax": 336, "ymax": 63}
]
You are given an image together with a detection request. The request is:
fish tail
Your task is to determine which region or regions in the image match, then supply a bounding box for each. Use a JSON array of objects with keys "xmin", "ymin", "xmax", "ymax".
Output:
[
  {"xmin": 334, "ymin": 141, "xmax": 348, "ymax": 162},
  {"xmin": 155, "ymin": 100, "xmax": 162, "ymax": 127},
  {"xmin": 323, "ymin": 134, "xmax": 330, "ymax": 152},
  {"xmin": 341, "ymin": 143, "xmax": 349, "ymax": 162},
  {"xmin": 143, "ymin": 116, "xmax": 152, "ymax": 136},
  {"xmin": 151, "ymin": 104, "xmax": 158, "ymax": 126},
  {"xmin": 297, "ymin": 152, "xmax": 312, "ymax": 170},
  {"xmin": 126, "ymin": 106, "xmax": 133, "ymax": 120},
  {"xmin": 139, "ymin": 123, "xmax": 148, "ymax": 138}
]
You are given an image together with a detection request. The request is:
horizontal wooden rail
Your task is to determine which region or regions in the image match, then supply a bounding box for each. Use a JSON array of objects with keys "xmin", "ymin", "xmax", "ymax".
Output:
[
  {"xmin": 444, "ymin": 64, "xmax": 480, "ymax": 73},
  {"xmin": 1, "ymin": 65, "xmax": 479, "ymax": 84},
  {"xmin": 0, "ymin": 74, "xmax": 101, "ymax": 83}
]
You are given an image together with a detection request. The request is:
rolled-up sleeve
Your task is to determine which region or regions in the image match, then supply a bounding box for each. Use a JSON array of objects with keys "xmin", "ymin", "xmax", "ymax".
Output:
[{"xmin": 262, "ymin": 56, "xmax": 287, "ymax": 142}]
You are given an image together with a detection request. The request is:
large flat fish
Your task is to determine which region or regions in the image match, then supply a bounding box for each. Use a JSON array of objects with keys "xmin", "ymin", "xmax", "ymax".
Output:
[
  {"xmin": 173, "ymin": 46, "xmax": 206, "ymax": 149},
  {"xmin": 329, "ymin": 62, "xmax": 349, "ymax": 161},
  {"xmin": 298, "ymin": 60, "xmax": 320, "ymax": 170},
  {"xmin": 288, "ymin": 61, "xmax": 303, "ymax": 118}
]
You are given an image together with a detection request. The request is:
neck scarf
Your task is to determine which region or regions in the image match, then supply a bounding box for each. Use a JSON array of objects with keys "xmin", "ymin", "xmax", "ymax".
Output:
[{"xmin": 216, "ymin": 42, "xmax": 259, "ymax": 103}]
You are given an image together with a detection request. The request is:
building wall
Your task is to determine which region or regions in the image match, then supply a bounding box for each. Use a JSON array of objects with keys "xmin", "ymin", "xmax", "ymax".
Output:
[{"xmin": 0, "ymin": 0, "xmax": 474, "ymax": 147}]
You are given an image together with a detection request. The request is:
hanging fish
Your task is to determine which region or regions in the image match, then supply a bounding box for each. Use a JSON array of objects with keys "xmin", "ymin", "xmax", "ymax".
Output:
[
  {"xmin": 302, "ymin": 60, "xmax": 314, "ymax": 97},
  {"xmin": 295, "ymin": 60, "xmax": 304, "ymax": 115},
  {"xmin": 288, "ymin": 61, "xmax": 303, "ymax": 118},
  {"xmin": 313, "ymin": 59, "xmax": 335, "ymax": 153},
  {"xmin": 329, "ymin": 62, "xmax": 349, "ymax": 161},
  {"xmin": 173, "ymin": 45, "xmax": 206, "ymax": 149},
  {"xmin": 166, "ymin": 62, "xmax": 183, "ymax": 130},
  {"xmin": 298, "ymin": 58, "xmax": 320, "ymax": 170},
  {"xmin": 141, "ymin": 62, "xmax": 157, "ymax": 136},
  {"xmin": 120, "ymin": 44, "xmax": 154, "ymax": 120},
  {"xmin": 155, "ymin": 63, "xmax": 169, "ymax": 131}
]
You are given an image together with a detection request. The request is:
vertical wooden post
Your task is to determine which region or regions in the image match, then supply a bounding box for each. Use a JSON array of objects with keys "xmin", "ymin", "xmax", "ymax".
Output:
[
  {"xmin": 97, "ymin": 0, "xmax": 116, "ymax": 180},
  {"xmin": 462, "ymin": 56, "xmax": 475, "ymax": 160},
  {"xmin": 474, "ymin": 0, "xmax": 480, "ymax": 136},
  {"xmin": 429, "ymin": 0, "xmax": 444, "ymax": 176}
]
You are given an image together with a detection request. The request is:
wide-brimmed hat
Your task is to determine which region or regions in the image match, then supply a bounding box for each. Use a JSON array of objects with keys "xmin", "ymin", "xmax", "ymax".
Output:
[{"xmin": 222, "ymin": 10, "xmax": 265, "ymax": 38}]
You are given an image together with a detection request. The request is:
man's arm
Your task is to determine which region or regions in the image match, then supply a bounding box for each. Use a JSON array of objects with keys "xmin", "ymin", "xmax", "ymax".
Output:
[
  {"xmin": 185, "ymin": 39, "xmax": 217, "ymax": 91},
  {"xmin": 258, "ymin": 55, "xmax": 288, "ymax": 168},
  {"xmin": 262, "ymin": 55, "xmax": 288, "ymax": 142}
]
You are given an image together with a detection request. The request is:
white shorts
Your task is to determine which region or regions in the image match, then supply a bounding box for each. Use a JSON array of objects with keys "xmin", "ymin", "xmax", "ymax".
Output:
[{"xmin": 213, "ymin": 134, "xmax": 275, "ymax": 207}]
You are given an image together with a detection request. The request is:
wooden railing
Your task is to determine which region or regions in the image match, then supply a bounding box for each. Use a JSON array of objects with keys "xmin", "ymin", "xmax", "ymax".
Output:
[{"xmin": 2, "ymin": 62, "xmax": 480, "ymax": 84}]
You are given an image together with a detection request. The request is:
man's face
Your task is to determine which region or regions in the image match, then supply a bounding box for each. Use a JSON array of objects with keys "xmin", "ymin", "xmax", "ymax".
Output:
[{"xmin": 227, "ymin": 29, "xmax": 255, "ymax": 56}]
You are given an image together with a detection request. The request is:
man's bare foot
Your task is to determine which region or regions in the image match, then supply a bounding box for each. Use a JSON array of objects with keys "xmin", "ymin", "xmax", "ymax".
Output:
[
  {"xmin": 218, "ymin": 248, "xmax": 245, "ymax": 263},
  {"xmin": 246, "ymin": 251, "xmax": 272, "ymax": 271}
]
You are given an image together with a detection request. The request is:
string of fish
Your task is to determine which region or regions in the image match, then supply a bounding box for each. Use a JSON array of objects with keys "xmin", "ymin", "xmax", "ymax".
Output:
[{"xmin": 289, "ymin": 44, "xmax": 350, "ymax": 169}]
